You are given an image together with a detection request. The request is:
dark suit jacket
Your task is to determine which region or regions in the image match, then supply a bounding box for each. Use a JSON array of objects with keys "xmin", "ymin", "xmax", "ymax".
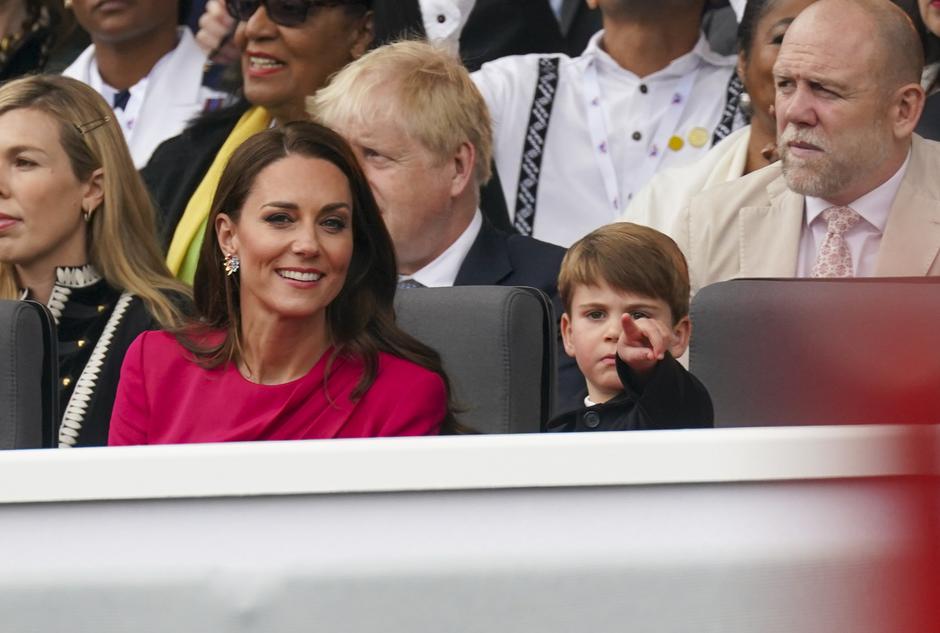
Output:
[
  {"xmin": 384, "ymin": 0, "xmax": 566, "ymax": 72},
  {"xmin": 916, "ymin": 90, "xmax": 940, "ymax": 142},
  {"xmin": 547, "ymin": 353, "xmax": 714, "ymax": 432},
  {"xmin": 559, "ymin": 0, "xmax": 601, "ymax": 56},
  {"xmin": 454, "ymin": 220, "xmax": 584, "ymax": 414},
  {"xmin": 141, "ymin": 99, "xmax": 250, "ymax": 248},
  {"xmin": 460, "ymin": 0, "xmax": 566, "ymax": 71}
]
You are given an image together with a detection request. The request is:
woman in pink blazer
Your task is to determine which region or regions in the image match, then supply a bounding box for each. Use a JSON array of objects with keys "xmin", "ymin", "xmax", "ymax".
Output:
[{"xmin": 109, "ymin": 121, "xmax": 457, "ymax": 445}]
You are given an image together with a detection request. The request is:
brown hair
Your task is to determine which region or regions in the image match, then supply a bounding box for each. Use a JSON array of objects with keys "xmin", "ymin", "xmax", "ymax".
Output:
[
  {"xmin": 0, "ymin": 75, "xmax": 188, "ymax": 327},
  {"xmin": 181, "ymin": 121, "xmax": 460, "ymax": 432},
  {"xmin": 558, "ymin": 222, "xmax": 690, "ymax": 324}
]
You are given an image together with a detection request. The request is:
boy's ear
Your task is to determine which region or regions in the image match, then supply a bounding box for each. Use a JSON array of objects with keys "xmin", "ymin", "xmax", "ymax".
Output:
[
  {"xmin": 669, "ymin": 315, "xmax": 691, "ymax": 359},
  {"xmin": 560, "ymin": 312, "xmax": 576, "ymax": 358}
]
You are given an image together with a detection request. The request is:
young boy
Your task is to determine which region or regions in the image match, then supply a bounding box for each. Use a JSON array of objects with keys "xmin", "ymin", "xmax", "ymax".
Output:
[{"xmin": 548, "ymin": 222, "xmax": 713, "ymax": 432}]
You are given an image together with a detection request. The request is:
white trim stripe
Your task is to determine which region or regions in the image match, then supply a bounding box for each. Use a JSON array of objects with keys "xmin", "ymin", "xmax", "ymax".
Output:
[{"xmin": 58, "ymin": 292, "xmax": 135, "ymax": 448}]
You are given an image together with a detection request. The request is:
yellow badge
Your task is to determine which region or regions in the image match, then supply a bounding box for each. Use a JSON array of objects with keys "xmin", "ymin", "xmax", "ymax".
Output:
[
  {"xmin": 687, "ymin": 126, "xmax": 710, "ymax": 148},
  {"xmin": 667, "ymin": 135, "xmax": 685, "ymax": 152}
]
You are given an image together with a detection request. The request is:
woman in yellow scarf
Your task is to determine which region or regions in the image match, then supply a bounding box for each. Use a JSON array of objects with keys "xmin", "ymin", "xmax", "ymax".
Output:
[{"xmin": 143, "ymin": 0, "xmax": 375, "ymax": 283}]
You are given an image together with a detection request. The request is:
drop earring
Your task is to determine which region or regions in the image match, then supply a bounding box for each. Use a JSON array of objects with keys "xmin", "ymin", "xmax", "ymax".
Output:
[{"xmin": 223, "ymin": 253, "xmax": 240, "ymax": 276}]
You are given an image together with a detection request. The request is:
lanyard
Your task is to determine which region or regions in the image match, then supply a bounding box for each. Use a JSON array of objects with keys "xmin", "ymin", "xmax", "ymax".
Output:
[{"xmin": 581, "ymin": 57, "xmax": 700, "ymax": 211}]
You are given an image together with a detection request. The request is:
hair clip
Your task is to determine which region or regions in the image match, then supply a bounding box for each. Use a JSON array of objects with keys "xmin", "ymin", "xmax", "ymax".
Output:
[{"xmin": 74, "ymin": 115, "xmax": 111, "ymax": 136}]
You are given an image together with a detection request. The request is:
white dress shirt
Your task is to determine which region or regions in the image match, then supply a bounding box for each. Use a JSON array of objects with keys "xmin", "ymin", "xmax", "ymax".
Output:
[
  {"xmin": 87, "ymin": 56, "xmax": 159, "ymax": 143},
  {"xmin": 473, "ymin": 30, "xmax": 736, "ymax": 247},
  {"xmin": 419, "ymin": 0, "xmax": 476, "ymax": 56},
  {"xmin": 797, "ymin": 151, "xmax": 911, "ymax": 277},
  {"xmin": 63, "ymin": 28, "xmax": 230, "ymax": 168},
  {"xmin": 399, "ymin": 210, "xmax": 483, "ymax": 288},
  {"xmin": 728, "ymin": 0, "xmax": 746, "ymax": 21}
]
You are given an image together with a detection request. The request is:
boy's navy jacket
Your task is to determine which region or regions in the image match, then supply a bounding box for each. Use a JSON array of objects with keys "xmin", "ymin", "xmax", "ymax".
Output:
[{"xmin": 546, "ymin": 352, "xmax": 714, "ymax": 432}]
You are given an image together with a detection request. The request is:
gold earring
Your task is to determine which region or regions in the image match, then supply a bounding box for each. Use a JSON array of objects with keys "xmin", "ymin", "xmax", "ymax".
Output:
[{"xmin": 82, "ymin": 207, "xmax": 92, "ymax": 222}]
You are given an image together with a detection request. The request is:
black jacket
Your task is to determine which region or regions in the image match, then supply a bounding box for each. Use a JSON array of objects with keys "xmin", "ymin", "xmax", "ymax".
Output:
[
  {"xmin": 141, "ymin": 99, "xmax": 251, "ymax": 248},
  {"xmin": 547, "ymin": 353, "xmax": 713, "ymax": 432},
  {"xmin": 459, "ymin": 0, "xmax": 565, "ymax": 71}
]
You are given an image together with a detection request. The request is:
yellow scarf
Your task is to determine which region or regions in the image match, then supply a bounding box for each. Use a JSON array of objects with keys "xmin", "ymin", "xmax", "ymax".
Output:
[{"xmin": 166, "ymin": 106, "xmax": 272, "ymax": 283}]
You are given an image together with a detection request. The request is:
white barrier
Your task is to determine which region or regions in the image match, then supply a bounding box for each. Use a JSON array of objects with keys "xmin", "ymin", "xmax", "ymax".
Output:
[{"xmin": 0, "ymin": 426, "xmax": 937, "ymax": 632}]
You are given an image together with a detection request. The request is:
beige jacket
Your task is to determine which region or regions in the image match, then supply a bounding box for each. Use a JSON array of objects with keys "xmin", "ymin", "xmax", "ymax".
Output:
[{"xmin": 674, "ymin": 134, "xmax": 940, "ymax": 295}]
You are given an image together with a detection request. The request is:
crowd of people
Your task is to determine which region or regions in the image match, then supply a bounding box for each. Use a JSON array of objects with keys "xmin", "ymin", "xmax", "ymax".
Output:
[{"xmin": 0, "ymin": 0, "xmax": 937, "ymax": 448}]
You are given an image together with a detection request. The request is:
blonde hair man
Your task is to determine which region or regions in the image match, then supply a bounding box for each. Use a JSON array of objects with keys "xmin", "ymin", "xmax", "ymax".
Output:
[{"xmin": 311, "ymin": 40, "xmax": 585, "ymax": 413}]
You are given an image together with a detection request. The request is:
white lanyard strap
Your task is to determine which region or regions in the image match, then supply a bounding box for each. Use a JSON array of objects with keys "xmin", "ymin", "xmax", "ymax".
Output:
[{"xmin": 582, "ymin": 57, "xmax": 700, "ymax": 211}]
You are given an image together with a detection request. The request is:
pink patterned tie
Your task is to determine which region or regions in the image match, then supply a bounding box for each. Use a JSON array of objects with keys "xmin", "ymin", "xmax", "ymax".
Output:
[{"xmin": 812, "ymin": 206, "xmax": 861, "ymax": 278}]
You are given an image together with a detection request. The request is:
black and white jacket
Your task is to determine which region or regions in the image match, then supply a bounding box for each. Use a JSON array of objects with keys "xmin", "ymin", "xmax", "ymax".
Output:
[{"xmin": 24, "ymin": 266, "xmax": 159, "ymax": 447}]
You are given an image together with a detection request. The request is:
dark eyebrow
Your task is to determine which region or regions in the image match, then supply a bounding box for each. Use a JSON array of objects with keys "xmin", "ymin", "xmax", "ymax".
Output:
[
  {"xmin": 261, "ymin": 201, "xmax": 299, "ymax": 210},
  {"xmin": 260, "ymin": 201, "xmax": 352, "ymax": 213},
  {"xmin": 320, "ymin": 202, "xmax": 352, "ymax": 214},
  {"xmin": 626, "ymin": 303, "xmax": 661, "ymax": 313}
]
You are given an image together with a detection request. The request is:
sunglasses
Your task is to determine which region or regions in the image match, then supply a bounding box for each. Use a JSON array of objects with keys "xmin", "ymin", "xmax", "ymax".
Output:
[{"xmin": 225, "ymin": 0, "xmax": 366, "ymax": 27}]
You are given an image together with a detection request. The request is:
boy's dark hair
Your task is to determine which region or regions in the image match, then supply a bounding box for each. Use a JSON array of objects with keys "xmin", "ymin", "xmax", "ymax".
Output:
[{"xmin": 558, "ymin": 222, "xmax": 690, "ymax": 324}]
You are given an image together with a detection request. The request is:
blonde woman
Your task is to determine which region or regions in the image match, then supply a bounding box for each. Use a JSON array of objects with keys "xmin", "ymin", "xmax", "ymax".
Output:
[{"xmin": 0, "ymin": 75, "xmax": 190, "ymax": 447}]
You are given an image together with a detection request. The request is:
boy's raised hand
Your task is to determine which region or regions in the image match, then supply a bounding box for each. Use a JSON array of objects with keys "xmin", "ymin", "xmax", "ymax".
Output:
[{"xmin": 618, "ymin": 314, "xmax": 673, "ymax": 376}]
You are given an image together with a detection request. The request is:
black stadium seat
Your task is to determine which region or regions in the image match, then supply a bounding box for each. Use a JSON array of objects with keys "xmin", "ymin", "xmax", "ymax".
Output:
[
  {"xmin": 689, "ymin": 278, "xmax": 940, "ymax": 427},
  {"xmin": 395, "ymin": 286, "xmax": 555, "ymax": 434},
  {"xmin": 0, "ymin": 300, "xmax": 59, "ymax": 449}
]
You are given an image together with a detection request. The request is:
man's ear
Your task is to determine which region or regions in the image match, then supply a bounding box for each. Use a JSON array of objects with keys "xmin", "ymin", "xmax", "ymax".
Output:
[
  {"xmin": 891, "ymin": 82, "xmax": 926, "ymax": 139},
  {"xmin": 450, "ymin": 141, "xmax": 476, "ymax": 198},
  {"xmin": 81, "ymin": 167, "xmax": 105, "ymax": 218},
  {"xmin": 669, "ymin": 315, "xmax": 692, "ymax": 359},
  {"xmin": 349, "ymin": 10, "xmax": 374, "ymax": 60},
  {"xmin": 560, "ymin": 312, "xmax": 576, "ymax": 358},
  {"xmin": 216, "ymin": 212, "xmax": 238, "ymax": 256}
]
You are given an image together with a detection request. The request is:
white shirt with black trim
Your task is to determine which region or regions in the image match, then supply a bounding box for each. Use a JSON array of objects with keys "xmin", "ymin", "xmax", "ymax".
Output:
[{"xmin": 472, "ymin": 30, "xmax": 736, "ymax": 247}]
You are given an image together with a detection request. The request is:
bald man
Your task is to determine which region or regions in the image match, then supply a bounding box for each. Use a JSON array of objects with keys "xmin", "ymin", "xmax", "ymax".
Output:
[{"xmin": 673, "ymin": 0, "xmax": 940, "ymax": 295}]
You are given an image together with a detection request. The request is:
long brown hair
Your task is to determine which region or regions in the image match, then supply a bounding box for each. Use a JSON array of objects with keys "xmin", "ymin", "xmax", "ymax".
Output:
[
  {"xmin": 183, "ymin": 121, "xmax": 459, "ymax": 432},
  {"xmin": 0, "ymin": 75, "xmax": 189, "ymax": 327}
]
